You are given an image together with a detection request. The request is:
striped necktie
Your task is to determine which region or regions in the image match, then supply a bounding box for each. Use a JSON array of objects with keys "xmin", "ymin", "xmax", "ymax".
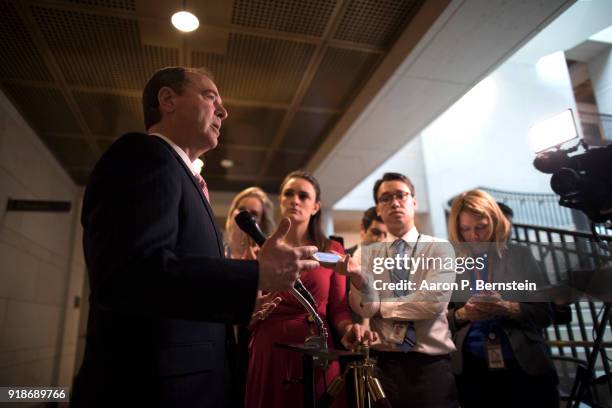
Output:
[
  {"xmin": 391, "ymin": 239, "xmax": 409, "ymax": 296},
  {"xmin": 194, "ymin": 172, "xmax": 210, "ymax": 202},
  {"xmin": 390, "ymin": 238, "xmax": 416, "ymax": 351}
]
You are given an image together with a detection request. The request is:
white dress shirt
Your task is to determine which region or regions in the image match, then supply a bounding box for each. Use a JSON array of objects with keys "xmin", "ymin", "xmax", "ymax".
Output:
[
  {"xmin": 349, "ymin": 227, "xmax": 457, "ymax": 355},
  {"xmin": 150, "ymin": 133, "xmax": 200, "ymax": 176}
]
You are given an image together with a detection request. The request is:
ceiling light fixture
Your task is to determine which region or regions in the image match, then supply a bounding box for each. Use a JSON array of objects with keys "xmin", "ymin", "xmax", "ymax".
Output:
[
  {"xmin": 220, "ymin": 159, "xmax": 234, "ymax": 169},
  {"xmin": 171, "ymin": 1, "xmax": 199, "ymax": 33}
]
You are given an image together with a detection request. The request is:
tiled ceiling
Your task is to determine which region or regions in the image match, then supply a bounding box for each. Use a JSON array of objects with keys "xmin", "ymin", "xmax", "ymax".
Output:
[{"xmin": 0, "ymin": 0, "xmax": 425, "ymax": 191}]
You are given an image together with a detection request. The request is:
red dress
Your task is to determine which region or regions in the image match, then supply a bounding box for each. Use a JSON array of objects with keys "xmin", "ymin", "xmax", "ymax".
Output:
[{"xmin": 245, "ymin": 240, "xmax": 351, "ymax": 408}]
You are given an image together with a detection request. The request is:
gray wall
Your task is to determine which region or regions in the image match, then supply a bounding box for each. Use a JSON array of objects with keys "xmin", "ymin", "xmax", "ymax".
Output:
[{"xmin": 0, "ymin": 89, "xmax": 85, "ymax": 397}]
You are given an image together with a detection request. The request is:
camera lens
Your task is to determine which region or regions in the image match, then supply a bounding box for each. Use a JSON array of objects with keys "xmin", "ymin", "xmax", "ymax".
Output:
[{"xmin": 551, "ymin": 168, "xmax": 580, "ymax": 196}]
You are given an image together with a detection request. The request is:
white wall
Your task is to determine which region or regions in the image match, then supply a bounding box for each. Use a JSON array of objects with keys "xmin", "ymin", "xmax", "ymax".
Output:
[
  {"xmin": 421, "ymin": 0, "xmax": 612, "ymax": 237},
  {"xmin": 333, "ymin": 136, "xmax": 430, "ymax": 210},
  {"xmin": 589, "ymin": 47, "xmax": 612, "ymax": 140},
  {"xmin": 421, "ymin": 52, "xmax": 577, "ymax": 236},
  {"xmin": 586, "ymin": 28, "xmax": 612, "ymax": 137},
  {"xmin": 0, "ymin": 89, "xmax": 85, "ymax": 395},
  {"xmin": 336, "ymin": 52, "xmax": 578, "ymax": 238}
]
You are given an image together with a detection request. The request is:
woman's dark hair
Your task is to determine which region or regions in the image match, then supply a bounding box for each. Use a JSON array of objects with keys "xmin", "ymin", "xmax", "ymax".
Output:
[{"xmin": 279, "ymin": 170, "xmax": 330, "ymax": 251}]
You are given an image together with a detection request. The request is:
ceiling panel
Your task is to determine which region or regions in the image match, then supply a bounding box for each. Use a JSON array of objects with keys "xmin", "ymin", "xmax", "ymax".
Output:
[
  {"xmin": 69, "ymin": 168, "xmax": 92, "ymax": 185},
  {"xmin": 334, "ymin": 0, "xmax": 424, "ymax": 46},
  {"xmin": 231, "ymin": 0, "xmax": 336, "ymax": 37},
  {"xmin": 282, "ymin": 111, "xmax": 338, "ymax": 150},
  {"xmin": 192, "ymin": 33, "xmax": 316, "ymax": 103},
  {"xmin": 2, "ymin": 83, "xmax": 80, "ymax": 133},
  {"xmin": 32, "ymin": 6, "xmax": 178, "ymax": 89},
  {"xmin": 0, "ymin": 2, "xmax": 53, "ymax": 82},
  {"xmin": 265, "ymin": 151, "xmax": 310, "ymax": 178},
  {"xmin": 67, "ymin": 0, "xmax": 136, "ymax": 11},
  {"xmin": 203, "ymin": 146, "xmax": 267, "ymax": 177},
  {"xmin": 221, "ymin": 105, "xmax": 285, "ymax": 147},
  {"xmin": 42, "ymin": 135, "xmax": 97, "ymax": 168},
  {"xmin": 206, "ymin": 178, "xmax": 279, "ymax": 194},
  {"xmin": 73, "ymin": 91, "xmax": 144, "ymax": 136},
  {"xmin": 96, "ymin": 137, "xmax": 115, "ymax": 152},
  {"xmin": 301, "ymin": 47, "xmax": 381, "ymax": 109},
  {"xmin": 0, "ymin": 0, "xmax": 432, "ymax": 189}
]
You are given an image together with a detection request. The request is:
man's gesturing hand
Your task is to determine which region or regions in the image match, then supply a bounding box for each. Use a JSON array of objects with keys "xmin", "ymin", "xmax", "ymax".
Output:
[{"xmin": 257, "ymin": 218, "xmax": 319, "ymax": 292}]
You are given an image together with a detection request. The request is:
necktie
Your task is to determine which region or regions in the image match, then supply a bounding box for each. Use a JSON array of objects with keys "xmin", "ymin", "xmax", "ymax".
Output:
[
  {"xmin": 391, "ymin": 239, "xmax": 409, "ymax": 297},
  {"xmin": 194, "ymin": 172, "xmax": 210, "ymax": 202},
  {"xmin": 390, "ymin": 238, "xmax": 416, "ymax": 351}
]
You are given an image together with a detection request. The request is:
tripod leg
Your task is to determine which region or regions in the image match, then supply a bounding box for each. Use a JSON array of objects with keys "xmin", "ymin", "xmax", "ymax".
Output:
[
  {"xmin": 568, "ymin": 303, "xmax": 610, "ymax": 407},
  {"xmin": 318, "ymin": 375, "xmax": 346, "ymax": 408},
  {"xmin": 352, "ymin": 365, "xmax": 364, "ymax": 408},
  {"xmin": 303, "ymin": 355, "xmax": 315, "ymax": 408},
  {"xmin": 366, "ymin": 366, "xmax": 392, "ymax": 408}
]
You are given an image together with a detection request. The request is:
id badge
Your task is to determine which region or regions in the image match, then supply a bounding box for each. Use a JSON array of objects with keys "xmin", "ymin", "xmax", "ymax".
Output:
[
  {"xmin": 389, "ymin": 322, "xmax": 407, "ymax": 344},
  {"xmin": 485, "ymin": 332, "xmax": 505, "ymax": 370}
]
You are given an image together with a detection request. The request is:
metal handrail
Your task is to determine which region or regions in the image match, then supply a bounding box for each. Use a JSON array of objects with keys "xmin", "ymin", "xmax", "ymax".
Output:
[
  {"xmin": 509, "ymin": 222, "xmax": 612, "ymax": 391},
  {"xmin": 512, "ymin": 223, "xmax": 612, "ymax": 241}
]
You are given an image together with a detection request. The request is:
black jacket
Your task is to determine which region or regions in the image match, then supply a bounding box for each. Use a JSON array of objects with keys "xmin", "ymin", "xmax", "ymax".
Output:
[
  {"xmin": 448, "ymin": 244, "xmax": 556, "ymax": 378},
  {"xmin": 72, "ymin": 133, "xmax": 258, "ymax": 407}
]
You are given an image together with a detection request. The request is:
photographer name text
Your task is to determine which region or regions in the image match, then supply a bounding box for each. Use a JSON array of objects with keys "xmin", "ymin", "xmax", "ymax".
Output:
[{"xmin": 371, "ymin": 279, "xmax": 537, "ymax": 292}]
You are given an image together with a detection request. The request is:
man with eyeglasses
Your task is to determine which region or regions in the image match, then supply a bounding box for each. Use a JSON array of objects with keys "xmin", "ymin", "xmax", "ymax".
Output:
[{"xmin": 341, "ymin": 172, "xmax": 458, "ymax": 407}]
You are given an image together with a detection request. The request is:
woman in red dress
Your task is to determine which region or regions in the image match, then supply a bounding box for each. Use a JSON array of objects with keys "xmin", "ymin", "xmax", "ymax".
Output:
[{"xmin": 245, "ymin": 171, "xmax": 360, "ymax": 408}]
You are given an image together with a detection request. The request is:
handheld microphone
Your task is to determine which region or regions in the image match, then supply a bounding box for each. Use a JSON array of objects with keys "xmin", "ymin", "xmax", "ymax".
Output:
[
  {"xmin": 234, "ymin": 210, "xmax": 267, "ymax": 246},
  {"xmin": 234, "ymin": 211, "xmax": 317, "ymax": 308}
]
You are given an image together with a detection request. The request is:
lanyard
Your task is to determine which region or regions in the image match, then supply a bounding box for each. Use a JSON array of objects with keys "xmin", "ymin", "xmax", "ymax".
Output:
[
  {"xmin": 407, "ymin": 234, "xmax": 421, "ymax": 273},
  {"xmin": 473, "ymin": 252, "xmax": 493, "ymax": 283}
]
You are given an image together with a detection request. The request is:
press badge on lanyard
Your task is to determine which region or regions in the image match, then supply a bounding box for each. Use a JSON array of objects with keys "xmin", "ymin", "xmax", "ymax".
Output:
[
  {"xmin": 473, "ymin": 258, "xmax": 505, "ymax": 369},
  {"xmin": 389, "ymin": 322, "xmax": 408, "ymax": 344},
  {"xmin": 486, "ymin": 332, "xmax": 505, "ymax": 370}
]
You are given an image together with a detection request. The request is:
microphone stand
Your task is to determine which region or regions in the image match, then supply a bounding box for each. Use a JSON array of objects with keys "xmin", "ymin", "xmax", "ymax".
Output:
[
  {"xmin": 235, "ymin": 209, "xmax": 392, "ymax": 406},
  {"xmin": 318, "ymin": 346, "xmax": 392, "ymax": 408},
  {"xmin": 234, "ymin": 211, "xmax": 329, "ymax": 362},
  {"xmin": 290, "ymin": 287, "xmax": 328, "ymax": 356}
]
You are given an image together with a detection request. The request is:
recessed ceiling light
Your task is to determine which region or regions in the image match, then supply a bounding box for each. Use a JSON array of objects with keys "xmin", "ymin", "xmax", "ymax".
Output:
[
  {"xmin": 220, "ymin": 159, "xmax": 234, "ymax": 169},
  {"xmin": 171, "ymin": 11, "xmax": 199, "ymax": 33}
]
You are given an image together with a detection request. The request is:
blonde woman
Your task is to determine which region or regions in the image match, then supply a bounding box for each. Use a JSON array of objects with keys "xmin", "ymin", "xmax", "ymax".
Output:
[
  {"xmin": 225, "ymin": 186, "xmax": 279, "ymax": 408},
  {"xmin": 447, "ymin": 189, "xmax": 558, "ymax": 407},
  {"xmin": 225, "ymin": 186, "xmax": 275, "ymax": 259}
]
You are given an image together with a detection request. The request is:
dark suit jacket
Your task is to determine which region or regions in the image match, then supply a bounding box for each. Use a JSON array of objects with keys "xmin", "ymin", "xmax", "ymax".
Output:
[
  {"xmin": 345, "ymin": 244, "xmax": 358, "ymax": 257},
  {"xmin": 448, "ymin": 244, "xmax": 556, "ymax": 378},
  {"xmin": 71, "ymin": 133, "xmax": 259, "ymax": 407}
]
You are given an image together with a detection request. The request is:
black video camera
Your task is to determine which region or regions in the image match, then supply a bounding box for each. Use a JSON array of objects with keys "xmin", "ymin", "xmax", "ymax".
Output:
[{"xmin": 534, "ymin": 141, "xmax": 612, "ymax": 224}]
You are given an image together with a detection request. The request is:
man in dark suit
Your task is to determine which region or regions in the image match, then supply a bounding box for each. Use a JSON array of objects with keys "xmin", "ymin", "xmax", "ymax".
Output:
[{"xmin": 71, "ymin": 67, "xmax": 319, "ymax": 407}]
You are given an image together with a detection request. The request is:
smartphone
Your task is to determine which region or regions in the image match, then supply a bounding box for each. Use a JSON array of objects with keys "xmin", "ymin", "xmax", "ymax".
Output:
[{"xmin": 312, "ymin": 252, "xmax": 343, "ymax": 265}]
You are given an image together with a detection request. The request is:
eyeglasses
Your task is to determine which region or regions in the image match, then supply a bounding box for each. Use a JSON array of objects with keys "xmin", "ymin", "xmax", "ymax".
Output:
[{"xmin": 377, "ymin": 191, "xmax": 412, "ymax": 205}]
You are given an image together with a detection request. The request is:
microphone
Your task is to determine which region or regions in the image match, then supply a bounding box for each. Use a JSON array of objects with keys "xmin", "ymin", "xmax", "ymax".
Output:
[
  {"xmin": 234, "ymin": 210, "xmax": 267, "ymax": 246},
  {"xmin": 234, "ymin": 210, "xmax": 317, "ymax": 307}
]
